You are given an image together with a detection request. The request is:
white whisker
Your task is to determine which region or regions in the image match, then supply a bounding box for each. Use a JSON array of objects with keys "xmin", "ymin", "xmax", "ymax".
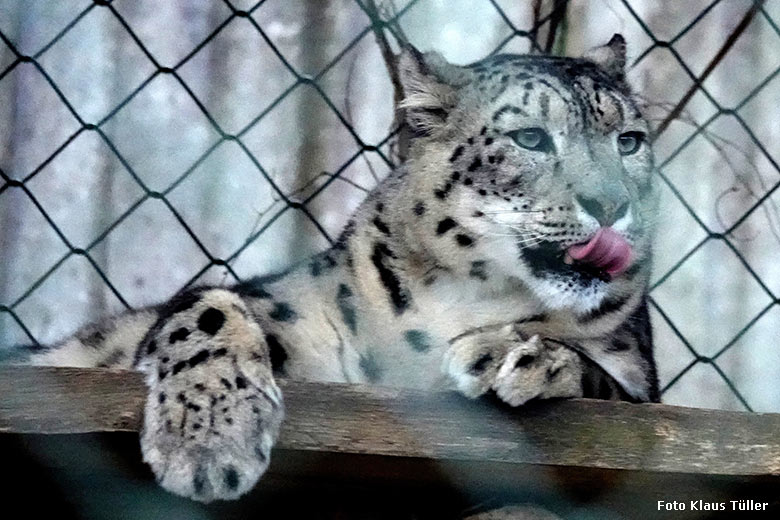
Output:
[
  {"xmin": 477, "ymin": 222, "xmax": 549, "ymax": 247},
  {"xmin": 516, "ymin": 238, "xmax": 545, "ymax": 251},
  {"xmin": 502, "ymin": 227, "xmax": 542, "ymax": 239},
  {"xmin": 510, "ymin": 229, "xmax": 541, "ymax": 238},
  {"xmin": 480, "ymin": 231, "xmax": 529, "ymax": 238},
  {"xmin": 482, "ymin": 210, "xmax": 544, "ymax": 215},
  {"xmin": 516, "ymin": 234, "xmax": 543, "ymax": 242}
]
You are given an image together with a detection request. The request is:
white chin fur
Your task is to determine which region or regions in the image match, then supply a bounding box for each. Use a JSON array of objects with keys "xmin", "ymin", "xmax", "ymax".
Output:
[{"xmin": 526, "ymin": 275, "xmax": 608, "ymax": 313}]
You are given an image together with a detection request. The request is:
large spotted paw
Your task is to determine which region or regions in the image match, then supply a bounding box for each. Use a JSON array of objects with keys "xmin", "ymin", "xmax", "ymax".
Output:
[
  {"xmin": 492, "ymin": 335, "xmax": 584, "ymax": 406},
  {"xmin": 444, "ymin": 324, "xmax": 584, "ymax": 406},
  {"xmin": 443, "ymin": 324, "xmax": 521, "ymax": 399},
  {"xmin": 138, "ymin": 289, "xmax": 284, "ymax": 502}
]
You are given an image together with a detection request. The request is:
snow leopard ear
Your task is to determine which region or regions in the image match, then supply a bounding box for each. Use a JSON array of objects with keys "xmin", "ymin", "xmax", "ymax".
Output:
[
  {"xmin": 398, "ymin": 45, "xmax": 470, "ymax": 136},
  {"xmin": 584, "ymin": 33, "xmax": 627, "ymax": 83}
]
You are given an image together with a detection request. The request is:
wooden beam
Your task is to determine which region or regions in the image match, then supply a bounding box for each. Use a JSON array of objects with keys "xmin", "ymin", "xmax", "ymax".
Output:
[{"xmin": 2, "ymin": 365, "xmax": 780, "ymax": 478}]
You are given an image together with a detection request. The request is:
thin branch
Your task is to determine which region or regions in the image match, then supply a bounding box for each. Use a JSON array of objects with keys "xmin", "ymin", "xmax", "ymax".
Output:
[
  {"xmin": 530, "ymin": 0, "xmax": 544, "ymax": 53},
  {"xmin": 363, "ymin": 0, "xmax": 410, "ymax": 163},
  {"xmin": 376, "ymin": 0, "xmax": 409, "ymax": 44},
  {"xmin": 643, "ymin": 97, "xmax": 780, "ymax": 246},
  {"xmin": 232, "ymin": 166, "xmax": 372, "ymax": 283},
  {"xmin": 653, "ymin": 0, "xmax": 766, "ymax": 139},
  {"xmin": 544, "ymin": 0, "xmax": 569, "ymax": 54}
]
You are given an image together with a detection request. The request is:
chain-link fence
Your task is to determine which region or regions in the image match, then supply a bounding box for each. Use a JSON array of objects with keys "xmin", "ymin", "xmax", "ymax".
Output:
[{"xmin": 0, "ymin": 0, "xmax": 778, "ymax": 411}]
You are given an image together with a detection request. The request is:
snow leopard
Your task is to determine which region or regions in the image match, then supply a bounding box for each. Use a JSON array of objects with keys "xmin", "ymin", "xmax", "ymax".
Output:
[{"xmin": 4, "ymin": 34, "xmax": 659, "ymax": 504}]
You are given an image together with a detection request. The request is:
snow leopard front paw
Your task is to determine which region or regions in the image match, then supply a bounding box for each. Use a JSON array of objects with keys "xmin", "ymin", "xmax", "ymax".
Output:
[
  {"xmin": 443, "ymin": 324, "xmax": 519, "ymax": 399},
  {"xmin": 141, "ymin": 367, "xmax": 283, "ymax": 502},
  {"xmin": 138, "ymin": 289, "xmax": 284, "ymax": 502},
  {"xmin": 444, "ymin": 324, "xmax": 584, "ymax": 406},
  {"xmin": 492, "ymin": 335, "xmax": 584, "ymax": 406}
]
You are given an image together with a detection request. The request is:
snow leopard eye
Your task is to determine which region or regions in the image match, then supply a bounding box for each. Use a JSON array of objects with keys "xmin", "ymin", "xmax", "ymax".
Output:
[
  {"xmin": 507, "ymin": 127, "xmax": 553, "ymax": 153},
  {"xmin": 617, "ymin": 131, "xmax": 645, "ymax": 155}
]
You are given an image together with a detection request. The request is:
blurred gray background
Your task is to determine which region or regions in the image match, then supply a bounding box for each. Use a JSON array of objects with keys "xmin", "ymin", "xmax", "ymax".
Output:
[{"xmin": 0, "ymin": 0, "xmax": 778, "ymax": 412}]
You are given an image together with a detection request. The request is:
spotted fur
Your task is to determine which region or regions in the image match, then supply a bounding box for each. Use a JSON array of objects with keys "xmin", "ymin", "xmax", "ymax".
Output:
[{"xmin": 6, "ymin": 35, "xmax": 659, "ymax": 503}]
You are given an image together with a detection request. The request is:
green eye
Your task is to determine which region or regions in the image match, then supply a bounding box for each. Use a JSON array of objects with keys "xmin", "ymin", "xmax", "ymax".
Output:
[
  {"xmin": 506, "ymin": 127, "xmax": 553, "ymax": 152},
  {"xmin": 618, "ymin": 131, "xmax": 645, "ymax": 155}
]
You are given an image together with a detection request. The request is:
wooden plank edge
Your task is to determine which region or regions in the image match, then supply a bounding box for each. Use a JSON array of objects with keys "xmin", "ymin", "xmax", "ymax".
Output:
[{"xmin": 1, "ymin": 365, "xmax": 779, "ymax": 478}]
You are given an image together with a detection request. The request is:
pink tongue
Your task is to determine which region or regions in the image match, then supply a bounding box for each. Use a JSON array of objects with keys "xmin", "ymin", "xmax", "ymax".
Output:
[{"xmin": 568, "ymin": 228, "xmax": 632, "ymax": 277}]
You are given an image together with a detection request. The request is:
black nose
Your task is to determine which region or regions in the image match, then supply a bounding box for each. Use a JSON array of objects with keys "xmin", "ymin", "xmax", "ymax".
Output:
[{"xmin": 575, "ymin": 195, "xmax": 629, "ymax": 226}]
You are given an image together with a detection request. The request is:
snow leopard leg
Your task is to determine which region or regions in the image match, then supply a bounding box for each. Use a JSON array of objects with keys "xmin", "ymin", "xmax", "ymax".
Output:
[
  {"xmin": 1, "ymin": 309, "xmax": 158, "ymax": 368},
  {"xmin": 137, "ymin": 287, "xmax": 283, "ymax": 502},
  {"xmin": 443, "ymin": 323, "xmax": 629, "ymax": 406}
]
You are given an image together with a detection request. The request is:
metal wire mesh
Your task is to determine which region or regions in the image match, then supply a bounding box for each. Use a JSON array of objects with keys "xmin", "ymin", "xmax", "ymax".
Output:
[{"xmin": 0, "ymin": 0, "xmax": 777, "ymax": 410}]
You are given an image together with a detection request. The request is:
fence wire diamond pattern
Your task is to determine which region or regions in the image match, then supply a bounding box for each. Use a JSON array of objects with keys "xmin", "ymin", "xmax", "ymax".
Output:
[{"xmin": 0, "ymin": 0, "xmax": 777, "ymax": 411}]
